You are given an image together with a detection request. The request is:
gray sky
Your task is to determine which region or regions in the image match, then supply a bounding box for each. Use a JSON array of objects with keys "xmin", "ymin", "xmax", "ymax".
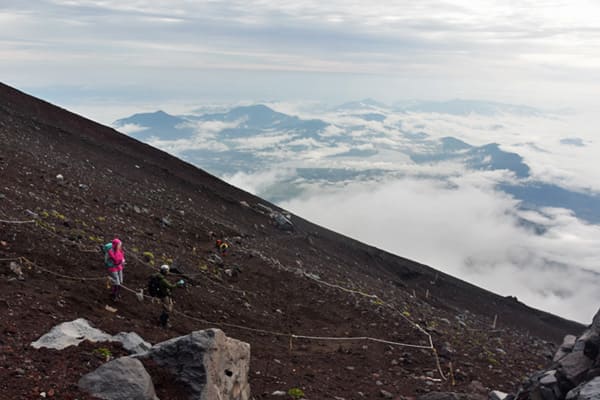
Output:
[{"xmin": 2, "ymin": 0, "xmax": 600, "ymax": 119}]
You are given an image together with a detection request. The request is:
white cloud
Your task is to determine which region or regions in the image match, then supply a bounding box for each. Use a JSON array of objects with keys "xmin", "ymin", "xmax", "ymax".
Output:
[
  {"xmin": 280, "ymin": 173, "xmax": 600, "ymax": 323},
  {"xmin": 146, "ymin": 119, "xmax": 239, "ymax": 154},
  {"xmin": 116, "ymin": 123, "xmax": 147, "ymax": 135},
  {"xmin": 225, "ymin": 168, "xmax": 297, "ymax": 194}
]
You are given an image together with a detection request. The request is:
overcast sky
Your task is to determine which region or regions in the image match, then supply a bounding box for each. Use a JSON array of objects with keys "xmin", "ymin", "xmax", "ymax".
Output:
[{"xmin": 2, "ymin": 0, "xmax": 600, "ymax": 122}]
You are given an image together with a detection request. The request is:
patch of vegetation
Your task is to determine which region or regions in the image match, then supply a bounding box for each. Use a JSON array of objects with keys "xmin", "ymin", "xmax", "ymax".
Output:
[
  {"xmin": 142, "ymin": 251, "xmax": 155, "ymax": 265},
  {"xmin": 68, "ymin": 228, "xmax": 86, "ymax": 240},
  {"xmin": 89, "ymin": 235, "xmax": 104, "ymax": 243},
  {"xmin": 35, "ymin": 219, "xmax": 56, "ymax": 232},
  {"xmin": 371, "ymin": 298, "xmax": 384, "ymax": 306},
  {"xmin": 288, "ymin": 388, "xmax": 305, "ymax": 400},
  {"xmin": 160, "ymin": 256, "xmax": 173, "ymax": 265},
  {"xmin": 50, "ymin": 210, "xmax": 66, "ymax": 220},
  {"xmin": 94, "ymin": 347, "xmax": 112, "ymax": 361}
]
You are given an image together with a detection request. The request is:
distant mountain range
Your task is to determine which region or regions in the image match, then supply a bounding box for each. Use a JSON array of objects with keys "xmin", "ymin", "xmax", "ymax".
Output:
[
  {"xmin": 335, "ymin": 98, "xmax": 543, "ymax": 116},
  {"xmin": 113, "ymin": 100, "xmax": 600, "ymax": 224}
]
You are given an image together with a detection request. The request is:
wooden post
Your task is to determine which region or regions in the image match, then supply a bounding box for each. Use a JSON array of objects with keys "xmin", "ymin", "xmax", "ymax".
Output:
[
  {"xmin": 449, "ymin": 362, "xmax": 456, "ymax": 386},
  {"xmin": 492, "ymin": 314, "xmax": 498, "ymax": 329}
]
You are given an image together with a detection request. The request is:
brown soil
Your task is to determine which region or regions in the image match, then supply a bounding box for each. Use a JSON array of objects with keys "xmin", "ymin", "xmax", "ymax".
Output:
[{"xmin": 0, "ymin": 82, "xmax": 584, "ymax": 400}]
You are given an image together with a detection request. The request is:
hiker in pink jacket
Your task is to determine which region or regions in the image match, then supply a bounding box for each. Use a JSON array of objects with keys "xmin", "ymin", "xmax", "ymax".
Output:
[{"xmin": 107, "ymin": 238, "xmax": 125, "ymax": 301}]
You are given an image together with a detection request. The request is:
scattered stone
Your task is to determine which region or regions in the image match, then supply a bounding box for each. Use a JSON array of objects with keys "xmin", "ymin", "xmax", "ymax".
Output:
[
  {"xmin": 489, "ymin": 390, "xmax": 508, "ymax": 400},
  {"xmin": 78, "ymin": 357, "xmax": 158, "ymax": 400},
  {"xmin": 9, "ymin": 261, "xmax": 24, "ymax": 280},
  {"xmin": 208, "ymin": 254, "xmax": 224, "ymax": 266},
  {"xmin": 256, "ymin": 203, "xmax": 273, "ymax": 214},
  {"xmin": 56, "ymin": 174, "xmax": 64, "ymax": 181},
  {"xmin": 272, "ymin": 391, "xmax": 287, "ymax": 396},
  {"xmin": 271, "ymin": 212, "xmax": 293, "ymax": 231},
  {"xmin": 160, "ymin": 216, "xmax": 172, "ymax": 227},
  {"xmin": 136, "ymin": 328, "xmax": 250, "ymax": 400},
  {"xmin": 25, "ymin": 209, "xmax": 39, "ymax": 219},
  {"xmin": 0, "ymin": 193, "xmax": 5, "ymax": 200},
  {"xmin": 380, "ymin": 389, "xmax": 394, "ymax": 398},
  {"xmin": 555, "ymin": 335, "xmax": 578, "ymax": 362},
  {"xmin": 240, "ymin": 201, "xmax": 249, "ymax": 208},
  {"xmin": 418, "ymin": 392, "xmax": 486, "ymax": 400},
  {"xmin": 540, "ymin": 370, "xmax": 558, "ymax": 385},
  {"xmin": 468, "ymin": 381, "xmax": 487, "ymax": 395}
]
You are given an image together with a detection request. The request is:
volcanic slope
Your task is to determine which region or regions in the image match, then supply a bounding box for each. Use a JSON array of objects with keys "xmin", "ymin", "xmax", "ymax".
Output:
[{"xmin": 0, "ymin": 82, "xmax": 583, "ymax": 399}]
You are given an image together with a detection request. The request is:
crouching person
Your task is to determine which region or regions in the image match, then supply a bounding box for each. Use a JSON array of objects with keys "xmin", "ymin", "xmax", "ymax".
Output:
[{"xmin": 148, "ymin": 264, "xmax": 184, "ymax": 328}]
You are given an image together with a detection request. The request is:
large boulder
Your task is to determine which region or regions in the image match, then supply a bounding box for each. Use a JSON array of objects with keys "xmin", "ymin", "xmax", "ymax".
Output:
[
  {"xmin": 78, "ymin": 357, "xmax": 158, "ymax": 400},
  {"xmin": 31, "ymin": 318, "xmax": 151, "ymax": 355},
  {"xmin": 511, "ymin": 307, "xmax": 600, "ymax": 400},
  {"xmin": 137, "ymin": 328, "xmax": 250, "ymax": 400},
  {"xmin": 567, "ymin": 377, "xmax": 600, "ymax": 400}
]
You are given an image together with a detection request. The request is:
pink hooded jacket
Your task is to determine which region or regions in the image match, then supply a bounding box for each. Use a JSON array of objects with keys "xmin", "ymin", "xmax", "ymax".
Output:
[{"xmin": 107, "ymin": 238, "xmax": 125, "ymax": 273}]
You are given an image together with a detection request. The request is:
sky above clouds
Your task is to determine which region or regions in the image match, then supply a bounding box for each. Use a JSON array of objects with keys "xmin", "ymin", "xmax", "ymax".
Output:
[{"xmin": 2, "ymin": 0, "xmax": 600, "ymax": 121}]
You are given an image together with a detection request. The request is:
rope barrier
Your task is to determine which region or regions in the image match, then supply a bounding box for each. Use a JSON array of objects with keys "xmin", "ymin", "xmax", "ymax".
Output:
[
  {"xmin": 302, "ymin": 273, "xmax": 379, "ymax": 299},
  {"xmin": 169, "ymin": 308, "xmax": 434, "ymax": 350},
  {"xmin": 19, "ymin": 257, "xmax": 107, "ymax": 281},
  {"xmin": 4, "ymin": 209, "xmax": 449, "ymax": 380},
  {"xmin": 0, "ymin": 219, "xmax": 35, "ymax": 224}
]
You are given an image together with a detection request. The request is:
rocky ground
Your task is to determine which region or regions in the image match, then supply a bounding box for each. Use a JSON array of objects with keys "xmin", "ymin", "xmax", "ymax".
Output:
[{"xmin": 0, "ymin": 82, "xmax": 584, "ymax": 399}]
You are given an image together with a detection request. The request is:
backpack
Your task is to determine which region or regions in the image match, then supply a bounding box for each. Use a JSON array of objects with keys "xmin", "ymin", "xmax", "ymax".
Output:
[
  {"xmin": 148, "ymin": 274, "xmax": 165, "ymax": 298},
  {"xmin": 102, "ymin": 243, "xmax": 114, "ymax": 267}
]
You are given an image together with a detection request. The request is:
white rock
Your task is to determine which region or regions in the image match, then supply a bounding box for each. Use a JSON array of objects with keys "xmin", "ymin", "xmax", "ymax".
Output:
[
  {"xmin": 31, "ymin": 318, "xmax": 112, "ymax": 350},
  {"xmin": 489, "ymin": 390, "xmax": 509, "ymax": 400},
  {"xmin": 31, "ymin": 318, "xmax": 151, "ymax": 355}
]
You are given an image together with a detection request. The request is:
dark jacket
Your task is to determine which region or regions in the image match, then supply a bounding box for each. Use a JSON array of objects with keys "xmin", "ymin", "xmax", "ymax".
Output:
[{"xmin": 152, "ymin": 273, "xmax": 176, "ymax": 297}]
